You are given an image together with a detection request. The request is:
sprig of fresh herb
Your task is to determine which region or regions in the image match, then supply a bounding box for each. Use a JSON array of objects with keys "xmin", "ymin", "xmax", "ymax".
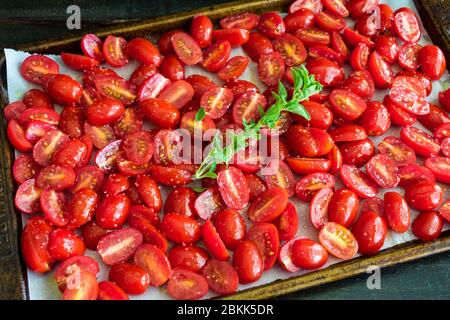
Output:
[{"xmin": 192, "ymin": 65, "xmax": 322, "ymax": 180}]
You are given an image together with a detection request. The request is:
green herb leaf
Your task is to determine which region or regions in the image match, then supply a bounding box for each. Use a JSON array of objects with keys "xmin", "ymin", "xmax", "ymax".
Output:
[
  {"xmin": 195, "ymin": 107, "xmax": 206, "ymax": 122},
  {"xmin": 192, "ymin": 186, "xmax": 207, "ymax": 193},
  {"xmin": 192, "ymin": 65, "xmax": 322, "ymax": 180}
]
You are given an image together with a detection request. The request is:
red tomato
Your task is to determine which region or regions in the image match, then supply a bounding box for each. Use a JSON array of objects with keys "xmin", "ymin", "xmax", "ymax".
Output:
[
  {"xmin": 295, "ymin": 28, "xmax": 331, "ymax": 47},
  {"xmin": 103, "ymin": 35, "xmax": 129, "ymax": 67},
  {"xmin": 425, "ymin": 157, "xmax": 450, "ymax": 184},
  {"xmin": 158, "ymin": 80, "xmax": 195, "ymax": 109},
  {"xmin": 342, "ymin": 70, "xmax": 375, "ymax": 102},
  {"xmin": 368, "ymin": 51, "xmax": 393, "ymax": 89},
  {"xmin": 296, "ymin": 172, "xmax": 335, "ymax": 202},
  {"xmin": 383, "ymin": 192, "xmax": 410, "ymax": 233},
  {"xmin": 352, "ymin": 211, "xmax": 388, "ymax": 255},
  {"xmin": 323, "ymin": 0, "xmax": 349, "ymax": 17},
  {"xmin": 201, "ymin": 259, "xmax": 239, "ymax": 295},
  {"xmin": 284, "ymin": 9, "xmax": 315, "ymax": 33},
  {"xmin": 70, "ymin": 165, "xmax": 104, "ymax": 193},
  {"xmin": 59, "ymin": 105, "xmax": 84, "ymax": 138},
  {"xmin": 341, "ymin": 138, "xmax": 375, "ymax": 167},
  {"xmin": 389, "ymin": 76, "xmax": 428, "ymax": 116},
  {"xmin": 136, "ymin": 73, "xmax": 170, "ymax": 102},
  {"xmin": 158, "ymin": 29, "xmax": 182, "ymax": 54},
  {"xmin": 36, "ymin": 165, "xmax": 76, "ymax": 191},
  {"xmin": 134, "ymin": 244, "xmax": 171, "ymax": 287},
  {"xmin": 109, "ymin": 263, "xmax": 149, "ymax": 295},
  {"xmin": 62, "ymin": 271, "xmax": 98, "ymax": 300},
  {"xmin": 258, "ymin": 12, "xmax": 285, "ymax": 38},
  {"xmin": 86, "ymin": 98, "xmax": 125, "ymax": 126},
  {"xmin": 340, "ymin": 164, "xmax": 378, "ymax": 198},
  {"xmin": 418, "ymin": 45, "xmax": 447, "ymax": 80},
  {"xmin": 393, "ymin": 7, "xmax": 421, "ymax": 43},
  {"xmin": 129, "ymin": 217, "xmax": 168, "ymax": 252},
  {"xmin": 169, "ymin": 245, "xmax": 209, "ymax": 273},
  {"xmin": 306, "ymin": 57, "xmax": 344, "ymax": 87},
  {"xmin": 21, "ymin": 216, "xmax": 53, "ymax": 272},
  {"xmin": 81, "ymin": 34, "xmax": 104, "ymax": 62},
  {"xmin": 232, "ymin": 91, "xmax": 267, "ymax": 124},
  {"xmin": 94, "ymin": 75, "xmax": 136, "ymax": 106},
  {"xmin": 438, "ymin": 88, "xmax": 450, "ymax": 112},
  {"xmin": 379, "ymin": 3, "xmax": 395, "ymax": 33},
  {"xmin": 310, "ymin": 187, "xmax": 333, "ymax": 230},
  {"xmin": 202, "ymin": 219, "xmax": 230, "ymax": 261},
  {"xmin": 159, "ymin": 54, "xmax": 185, "ymax": 82},
  {"xmin": 247, "ymin": 223, "xmax": 279, "ymax": 270},
  {"xmin": 186, "ymin": 75, "xmax": 217, "ymax": 98},
  {"xmin": 212, "ymin": 28, "xmax": 249, "ymax": 47},
  {"xmin": 47, "ymin": 228, "xmax": 85, "ymax": 261},
  {"xmin": 398, "ymin": 164, "xmax": 435, "ymax": 188},
  {"xmin": 258, "ymin": 51, "xmax": 286, "ymax": 86},
  {"xmin": 123, "ymin": 131, "xmax": 153, "ymax": 165},
  {"xmin": 135, "ymin": 174, "xmax": 162, "ymax": 211},
  {"xmin": 405, "ymin": 181, "xmax": 443, "ymax": 211},
  {"xmin": 40, "ymin": 190, "xmax": 68, "ymax": 227},
  {"xmin": 52, "ymin": 138, "xmax": 86, "ymax": 169},
  {"xmin": 355, "ymin": 13, "xmax": 378, "ymax": 37},
  {"xmin": 286, "ymin": 124, "xmax": 334, "ymax": 157},
  {"xmin": 342, "ymin": 27, "xmax": 374, "ymax": 48},
  {"xmin": 96, "ymin": 193, "xmax": 131, "ymax": 229},
  {"xmin": 319, "ymin": 222, "xmax": 358, "ymax": 260},
  {"xmin": 293, "ymin": 100, "xmax": 333, "ymax": 129},
  {"xmin": 233, "ymin": 240, "xmax": 264, "ymax": 284},
  {"xmin": 163, "ymin": 187, "xmax": 196, "ymax": 218},
  {"xmin": 330, "ymin": 124, "xmax": 367, "ymax": 142},
  {"xmin": 328, "ymin": 144, "xmax": 343, "ymax": 174},
  {"xmin": 202, "ymin": 40, "xmax": 232, "ymax": 72},
  {"xmin": 274, "ymin": 202, "xmax": 298, "ymax": 241},
  {"xmin": 214, "ymin": 209, "xmax": 246, "ymax": 250},
  {"xmin": 243, "ymin": 32, "xmax": 273, "ymax": 62},
  {"xmin": 286, "ymin": 157, "xmax": 331, "ymax": 175},
  {"xmin": 359, "ymin": 101, "xmax": 391, "ymax": 136},
  {"xmin": 13, "ymin": 154, "xmax": 41, "ymax": 185},
  {"xmin": 68, "ymin": 188, "xmax": 98, "ymax": 228},
  {"xmin": 441, "ymin": 138, "xmax": 450, "ymax": 157},
  {"xmin": 378, "ymin": 136, "xmax": 416, "ymax": 167},
  {"xmin": 245, "ymin": 174, "xmax": 267, "ymax": 201},
  {"xmin": 291, "ymin": 238, "xmax": 328, "ymax": 269},
  {"xmin": 384, "ymin": 95, "xmax": 417, "ymax": 127},
  {"xmin": 128, "ymin": 205, "xmax": 160, "ymax": 226},
  {"xmin": 217, "ymin": 167, "xmax": 249, "ymax": 210},
  {"xmin": 263, "ymin": 160, "xmax": 295, "ymax": 197},
  {"xmin": 434, "ymin": 122, "xmax": 450, "ymax": 141},
  {"xmin": 20, "ymin": 55, "xmax": 59, "ymax": 84},
  {"xmin": 220, "ymin": 11, "xmax": 259, "ymax": 29},
  {"xmin": 360, "ymin": 197, "xmax": 384, "ymax": 216},
  {"xmin": 217, "ymin": 56, "xmax": 249, "ymax": 81},
  {"xmin": 331, "ymin": 31, "xmax": 350, "ymax": 62},
  {"xmin": 95, "ymin": 139, "xmax": 123, "ymax": 172},
  {"xmin": 278, "ymin": 237, "xmax": 302, "ymax": 272},
  {"xmin": 328, "ymin": 188, "xmax": 359, "ymax": 228},
  {"xmin": 400, "ymin": 126, "xmax": 440, "ymax": 158},
  {"xmin": 247, "ymin": 186, "xmax": 288, "ymax": 222},
  {"xmin": 97, "ymin": 227, "xmax": 143, "ymax": 265},
  {"xmin": 61, "ymin": 52, "xmax": 100, "ymax": 71},
  {"xmin": 418, "ymin": 103, "xmax": 450, "ymax": 131},
  {"xmin": 23, "ymin": 89, "xmax": 53, "ymax": 109},
  {"xmin": 149, "ymin": 165, "xmax": 193, "ymax": 186},
  {"xmin": 190, "ymin": 15, "xmax": 213, "ymax": 48},
  {"xmin": 273, "ymin": 33, "xmax": 307, "ymax": 67},
  {"xmin": 308, "ymin": 45, "xmax": 343, "ymax": 65},
  {"xmin": 7, "ymin": 119, "xmax": 33, "ymax": 153},
  {"xmin": 167, "ymin": 268, "xmax": 208, "ymax": 300},
  {"xmin": 366, "ymin": 154, "xmax": 399, "ymax": 188},
  {"xmin": 4, "ymin": 101, "xmax": 27, "ymax": 121},
  {"xmin": 289, "ymin": 0, "xmax": 323, "ymax": 14},
  {"xmin": 200, "ymin": 86, "xmax": 234, "ymax": 119},
  {"xmin": 316, "ymin": 10, "xmax": 346, "ymax": 32},
  {"xmin": 171, "ymin": 31, "xmax": 203, "ymax": 66},
  {"xmin": 139, "ymin": 98, "xmax": 180, "ymax": 129},
  {"xmin": 329, "ymin": 89, "xmax": 367, "ymax": 121},
  {"xmin": 375, "ymin": 36, "xmax": 398, "ymax": 64},
  {"xmin": 412, "ymin": 211, "xmax": 443, "ymax": 241},
  {"xmin": 160, "ymin": 213, "xmax": 200, "ymax": 244},
  {"xmin": 54, "ymin": 255, "xmax": 99, "ymax": 292},
  {"xmin": 43, "ymin": 74, "xmax": 83, "ymax": 105},
  {"xmin": 398, "ymin": 43, "xmax": 421, "ymax": 71},
  {"xmin": 81, "ymin": 221, "xmax": 109, "ymax": 251},
  {"xmin": 129, "ymin": 63, "xmax": 157, "ymax": 87},
  {"xmin": 98, "ymin": 281, "xmax": 128, "ymax": 300}
]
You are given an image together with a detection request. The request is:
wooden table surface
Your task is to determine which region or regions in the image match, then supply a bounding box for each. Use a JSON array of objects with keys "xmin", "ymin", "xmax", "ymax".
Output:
[{"xmin": 1, "ymin": 0, "xmax": 449, "ymax": 300}]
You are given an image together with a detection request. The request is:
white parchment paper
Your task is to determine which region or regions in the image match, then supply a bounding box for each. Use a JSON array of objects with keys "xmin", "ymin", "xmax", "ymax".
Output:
[{"xmin": 4, "ymin": 0, "xmax": 450, "ymax": 300}]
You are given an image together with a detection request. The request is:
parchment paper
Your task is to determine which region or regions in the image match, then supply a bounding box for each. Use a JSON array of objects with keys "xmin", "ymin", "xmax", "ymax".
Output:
[{"xmin": 4, "ymin": 0, "xmax": 449, "ymax": 300}]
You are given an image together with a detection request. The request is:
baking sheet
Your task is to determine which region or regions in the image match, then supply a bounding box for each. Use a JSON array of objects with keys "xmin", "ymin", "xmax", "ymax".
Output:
[{"xmin": 4, "ymin": 0, "xmax": 450, "ymax": 300}]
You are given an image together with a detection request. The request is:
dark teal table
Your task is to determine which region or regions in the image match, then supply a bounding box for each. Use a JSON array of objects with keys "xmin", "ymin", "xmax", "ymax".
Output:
[{"xmin": 1, "ymin": 0, "xmax": 449, "ymax": 300}]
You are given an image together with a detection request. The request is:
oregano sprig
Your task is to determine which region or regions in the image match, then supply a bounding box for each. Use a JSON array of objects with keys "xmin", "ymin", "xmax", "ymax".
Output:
[{"xmin": 192, "ymin": 65, "xmax": 322, "ymax": 180}]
